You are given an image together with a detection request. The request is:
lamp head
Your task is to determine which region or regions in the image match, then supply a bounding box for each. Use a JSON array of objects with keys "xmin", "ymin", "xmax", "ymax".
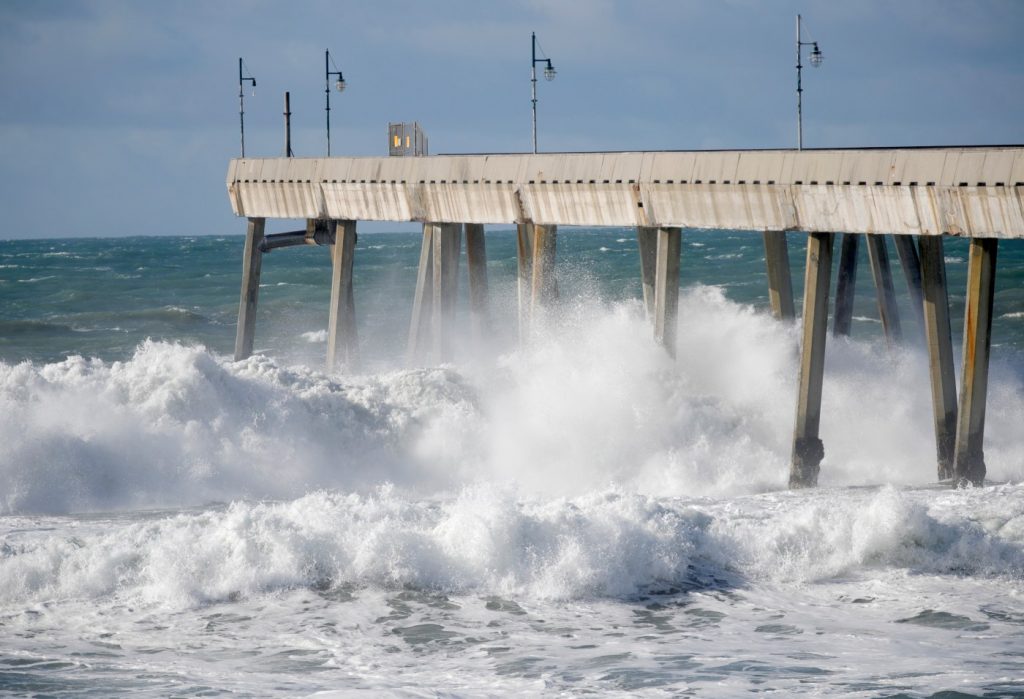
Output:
[
  {"xmin": 543, "ymin": 61, "xmax": 556, "ymax": 81},
  {"xmin": 335, "ymin": 76, "xmax": 346, "ymax": 93},
  {"xmin": 809, "ymin": 43, "xmax": 823, "ymax": 67}
]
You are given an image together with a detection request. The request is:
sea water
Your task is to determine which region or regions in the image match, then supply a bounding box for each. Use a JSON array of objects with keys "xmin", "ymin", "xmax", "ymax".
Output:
[{"xmin": 1, "ymin": 230, "xmax": 1023, "ymax": 697}]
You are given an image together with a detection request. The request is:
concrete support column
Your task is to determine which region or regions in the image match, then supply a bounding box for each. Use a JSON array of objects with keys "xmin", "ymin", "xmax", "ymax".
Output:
[
  {"xmin": 866, "ymin": 234, "xmax": 902, "ymax": 345},
  {"xmin": 919, "ymin": 236, "xmax": 958, "ymax": 480},
  {"xmin": 327, "ymin": 220, "xmax": 358, "ymax": 372},
  {"xmin": 653, "ymin": 227, "xmax": 682, "ymax": 356},
  {"xmin": 638, "ymin": 227, "xmax": 657, "ymax": 322},
  {"xmin": 530, "ymin": 224, "xmax": 558, "ymax": 317},
  {"xmin": 516, "ymin": 223, "xmax": 534, "ymax": 341},
  {"xmin": 234, "ymin": 217, "xmax": 266, "ymax": 361},
  {"xmin": 790, "ymin": 232, "xmax": 834, "ymax": 488},
  {"xmin": 431, "ymin": 222, "xmax": 462, "ymax": 363},
  {"xmin": 832, "ymin": 233, "xmax": 860, "ymax": 337},
  {"xmin": 465, "ymin": 223, "xmax": 489, "ymax": 341},
  {"xmin": 953, "ymin": 237, "xmax": 998, "ymax": 486},
  {"xmin": 407, "ymin": 224, "xmax": 435, "ymax": 362},
  {"xmin": 517, "ymin": 223, "xmax": 557, "ymax": 338},
  {"xmin": 763, "ymin": 230, "xmax": 795, "ymax": 321},
  {"xmin": 893, "ymin": 235, "xmax": 926, "ymax": 333}
]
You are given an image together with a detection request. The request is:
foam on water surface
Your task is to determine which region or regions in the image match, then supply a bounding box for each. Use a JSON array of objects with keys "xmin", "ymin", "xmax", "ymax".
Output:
[{"xmin": 3, "ymin": 233, "xmax": 1024, "ymax": 695}]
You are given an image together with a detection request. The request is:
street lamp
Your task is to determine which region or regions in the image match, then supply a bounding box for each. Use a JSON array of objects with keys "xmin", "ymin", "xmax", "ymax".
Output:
[
  {"xmin": 238, "ymin": 57, "xmax": 256, "ymax": 157},
  {"xmin": 325, "ymin": 49, "xmax": 346, "ymax": 157},
  {"xmin": 531, "ymin": 31, "xmax": 557, "ymax": 154},
  {"xmin": 795, "ymin": 14, "xmax": 824, "ymax": 150}
]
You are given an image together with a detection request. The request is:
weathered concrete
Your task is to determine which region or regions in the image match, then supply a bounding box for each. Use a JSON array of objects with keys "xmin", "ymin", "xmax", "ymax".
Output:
[
  {"xmin": 408, "ymin": 222, "xmax": 462, "ymax": 364},
  {"xmin": 530, "ymin": 224, "xmax": 558, "ymax": 322},
  {"xmin": 919, "ymin": 236, "xmax": 958, "ymax": 480},
  {"xmin": 790, "ymin": 232, "xmax": 834, "ymax": 488},
  {"xmin": 432, "ymin": 223, "xmax": 461, "ymax": 363},
  {"xmin": 408, "ymin": 225, "xmax": 435, "ymax": 362},
  {"xmin": 327, "ymin": 220, "xmax": 358, "ymax": 372},
  {"xmin": 637, "ymin": 227, "xmax": 657, "ymax": 322},
  {"xmin": 866, "ymin": 235, "xmax": 902, "ymax": 345},
  {"xmin": 832, "ymin": 233, "xmax": 859, "ymax": 337},
  {"xmin": 234, "ymin": 217, "xmax": 265, "ymax": 361},
  {"xmin": 228, "ymin": 147, "xmax": 1024, "ymax": 238},
  {"xmin": 763, "ymin": 230, "xmax": 795, "ymax": 321},
  {"xmin": 653, "ymin": 228, "xmax": 682, "ymax": 355},
  {"xmin": 516, "ymin": 223, "xmax": 534, "ymax": 340},
  {"xmin": 953, "ymin": 238, "xmax": 998, "ymax": 486},
  {"xmin": 465, "ymin": 223, "xmax": 489, "ymax": 340},
  {"xmin": 893, "ymin": 235, "xmax": 926, "ymax": 333}
]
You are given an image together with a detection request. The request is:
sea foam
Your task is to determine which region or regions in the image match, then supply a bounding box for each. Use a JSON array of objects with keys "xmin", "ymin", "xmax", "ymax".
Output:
[{"xmin": 1, "ymin": 287, "xmax": 1022, "ymax": 516}]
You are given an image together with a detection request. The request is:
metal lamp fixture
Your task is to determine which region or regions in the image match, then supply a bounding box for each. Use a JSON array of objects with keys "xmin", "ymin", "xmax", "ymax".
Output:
[
  {"xmin": 531, "ymin": 31, "xmax": 557, "ymax": 153},
  {"xmin": 796, "ymin": 14, "xmax": 824, "ymax": 150},
  {"xmin": 238, "ymin": 57, "xmax": 256, "ymax": 157},
  {"xmin": 325, "ymin": 49, "xmax": 346, "ymax": 156}
]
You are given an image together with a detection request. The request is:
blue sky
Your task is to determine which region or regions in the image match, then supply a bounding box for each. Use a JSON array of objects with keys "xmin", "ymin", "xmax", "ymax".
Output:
[{"xmin": 1, "ymin": 0, "xmax": 1022, "ymax": 239}]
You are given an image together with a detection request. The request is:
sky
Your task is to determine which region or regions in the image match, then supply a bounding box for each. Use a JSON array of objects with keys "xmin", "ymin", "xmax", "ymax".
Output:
[{"xmin": 0, "ymin": 0, "xmax": 1022, "ymax": 239}]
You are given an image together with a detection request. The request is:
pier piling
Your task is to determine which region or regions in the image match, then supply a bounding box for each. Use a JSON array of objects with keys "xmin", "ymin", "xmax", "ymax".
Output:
[
  {"xmin": 653, "ymin": 227, "xmax": 682, "ymax": 355},
  {"xmin": 763, "ymin": 231, "xmax": 795, "ymax": 321},
  {"xmin": 790, "ymin": 232, "xmax": 834, "ymax": 488},
  {"xmin": 953, "ymin": 237, "xmax": 998, "ymax": 486},
  {"xmin": 432, "ymin": 223, "xmax": 462, "ymax": 363},
  {"xmin": 638, "ymin": 227, "xmax": 657, "ymax": 322},
  {"xmin": 408, "ymin": 222, "xmax": 461, "ymax": 364},
  {"xmin": 327, "ymin": 220, "xmax": 358, "ymax": 372},
  {"xmin": 919, "ymin": 236, "xmax": 958, "ymax": 480},
  {"xmin": 893, "ymin": 235, "xmax": 926, "ymax": 333},
  {"xmin": 866, "ymin": 234, "xmax": 902, "ymax": 345},
  {"xmin": 516, "ymin": 223, "xmax": 535, "ymax": 340},
  {"xmin": 832, "ymin": 233, "xmax": 859, "ymax": 337},
  {"xmin": 408, "ymin": 224, "xmax": 435, "ymax": 362},
  {"xmin": 234, "ymin": 217, "xmax": 266, "ymax": 361},
  {"xmin": 465, "ymin": 223, "xmax": 489, "ymax": 340}
]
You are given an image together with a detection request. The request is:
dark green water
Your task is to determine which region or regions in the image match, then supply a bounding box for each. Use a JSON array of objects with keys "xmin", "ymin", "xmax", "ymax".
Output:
[{"xmin": 2, "ymin": 229, "xmax": 1024, "ymax": 366}]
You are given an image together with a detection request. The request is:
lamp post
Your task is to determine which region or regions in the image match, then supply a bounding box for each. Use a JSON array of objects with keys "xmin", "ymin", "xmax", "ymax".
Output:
[
  {"xmin": 796, "ymin": 14, "xmax": 823, "ymax": 150},
  {"xmin": 531, "ymin": 31, "xmax": 556, "ymax": 154},
  {"xmin": 325, "ymin": 49, "xmax": 346, "ymax": 157},
  {"xmin": 238, "ymin": 58, "xmax": 256, "ymax": 157}
]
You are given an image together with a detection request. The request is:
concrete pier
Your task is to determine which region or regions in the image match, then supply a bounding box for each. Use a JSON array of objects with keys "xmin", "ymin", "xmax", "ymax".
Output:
[
  {"xmin": 408, "ymin": 222, "xmax": 461, "ymax": 364},
  {"xmin": 465, "ymin": 223, "xmax": 489, "ymax": 340},
  {"xmin": 866, "ymin": 235, "xmax": 902, "ymax": 345},
  {"xmin": 893, "ymin": 235, "xmax": 926, "ymax": 333},
  {"xmin": 229, "ymin": 145, "xmax": 1024, "ymax": 491},
  {"xmin": 763, "ymin": 230, "xmax": 795, "ymax": 321},
  {"xmin": 832, "ymin": 233, "xmax": 860, "ymax": 337},
  {"xmin": 790, "ymin": 232, "xmax": 834, "ymax": 488},
  {"xmin": 327, "ymin": 220, "xmax": 358, "ymax": 371},
  {"xmin": 234, "ymin": 217, "xmax": 265, "ymax": 361},
  {"xmin": 953, "ymin": 238, "xmax": 999, "ymax": 486},
  {"xmin": 919, "ymin": 236, "xmax": 958, "ymax": 479}
]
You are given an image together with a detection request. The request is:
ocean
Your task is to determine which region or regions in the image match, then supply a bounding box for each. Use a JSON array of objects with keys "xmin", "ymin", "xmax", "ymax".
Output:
[{"xmin": 1, "ymin": 229, "xmax": 1024, "ymax": 697}]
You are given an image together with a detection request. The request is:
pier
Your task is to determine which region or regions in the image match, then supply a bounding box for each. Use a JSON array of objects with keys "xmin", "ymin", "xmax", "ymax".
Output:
[{"xmin": 227, "ymin": 146, "xmax": 1024, "ymax": 488}]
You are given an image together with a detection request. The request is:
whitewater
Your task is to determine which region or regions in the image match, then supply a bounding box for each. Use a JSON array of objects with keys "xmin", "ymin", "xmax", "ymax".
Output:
[{"xmin": 2, "ymin": 231, "xmax": 1024, "ymax": 696}]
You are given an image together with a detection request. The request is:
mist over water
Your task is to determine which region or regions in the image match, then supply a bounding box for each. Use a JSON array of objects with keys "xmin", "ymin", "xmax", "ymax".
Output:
[{"xmin": 2, "ymin": 231, "xmax": 1024, "ymax": 696}]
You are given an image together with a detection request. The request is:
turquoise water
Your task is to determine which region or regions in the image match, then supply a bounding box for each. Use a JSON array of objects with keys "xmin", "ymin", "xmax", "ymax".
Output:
[{"xmin": 3, "ymin": 229, "xmax": 1024, "ymax": 365}]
